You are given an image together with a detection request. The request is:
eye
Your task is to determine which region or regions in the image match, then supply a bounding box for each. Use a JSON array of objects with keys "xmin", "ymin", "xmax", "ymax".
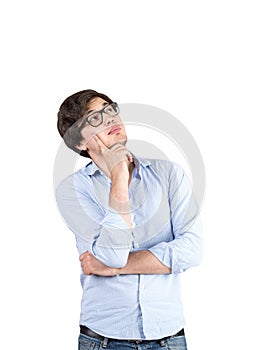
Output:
[
  {"xmin": 105, "ymin": 105, "xmax": 114, "ymax": 114},
  {"xmin": 88, "ymin": 113, "xmax": 101, "ymax": 125}
]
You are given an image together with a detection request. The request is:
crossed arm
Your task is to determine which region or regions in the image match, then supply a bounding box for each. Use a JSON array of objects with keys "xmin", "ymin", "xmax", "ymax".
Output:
[
  {"xmin": 79, "ymin": 137, "xmax": 171, "ymax": 276},
  {"xmin": 57, "ymin": 138, "xmax": 202, "ymax": 277},
  {"xmin": 79, "ymin": 250, "xmax": 171, "ymax": 276}
]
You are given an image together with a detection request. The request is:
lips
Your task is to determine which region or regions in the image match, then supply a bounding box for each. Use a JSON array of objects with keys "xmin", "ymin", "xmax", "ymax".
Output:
[{"xmin": 108, "ymin": 125, "xmax": 121, "ymax": 135}]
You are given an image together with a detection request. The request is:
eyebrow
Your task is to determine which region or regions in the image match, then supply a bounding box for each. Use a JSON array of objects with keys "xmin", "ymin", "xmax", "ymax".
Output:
[{"xmin": 87, "ymin": 102, "xmax": 109, "ymax": 115}]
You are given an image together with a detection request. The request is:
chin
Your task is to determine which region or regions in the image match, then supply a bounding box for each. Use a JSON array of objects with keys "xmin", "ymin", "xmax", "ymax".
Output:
[{"xmin": 108, "ymin": 137, "xmax": 127, "ymax": 148}]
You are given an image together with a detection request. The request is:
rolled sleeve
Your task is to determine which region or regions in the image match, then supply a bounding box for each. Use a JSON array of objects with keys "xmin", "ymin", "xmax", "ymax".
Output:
[
  {"xmin": 55, "ymin": 173, "xmax": 133, "ymax": 268},
  {"xmin": 149, "ymin": 164, "xmax": 203, "ymax": 274},
  {"xmin": 148, "ymin": 216, "xmax": 203, "ymax": 273}
]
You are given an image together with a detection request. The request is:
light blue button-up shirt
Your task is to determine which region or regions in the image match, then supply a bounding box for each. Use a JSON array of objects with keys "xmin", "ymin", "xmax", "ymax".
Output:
[{"xmin": 55, "ymin": 157, "xmax": 203, "ymax": 340}]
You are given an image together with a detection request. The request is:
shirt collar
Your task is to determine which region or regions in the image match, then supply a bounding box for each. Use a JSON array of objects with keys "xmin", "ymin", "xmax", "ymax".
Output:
[
  {"xmin": 84, "ymin": 155, "xmax": 151, "ymax": 177},
  {"xmin": 84, "ymin": 161, "xmax": 101, "ymax": 176},
  {"xmin": 133, "ymin": 156, "xmax": 151, "ymax": 179}
]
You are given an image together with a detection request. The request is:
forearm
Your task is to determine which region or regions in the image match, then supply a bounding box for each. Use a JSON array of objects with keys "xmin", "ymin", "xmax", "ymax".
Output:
[
  {"xmin": 80, "ymin": 250, "xmax": 171, "ymax": 276},
  {"xmin": 117, "ymin": 250, "xmax": 171, "ymax": 275},
  {"xmin": 110, "ymin": 170, "xmax": 132, "ymax": 228}
]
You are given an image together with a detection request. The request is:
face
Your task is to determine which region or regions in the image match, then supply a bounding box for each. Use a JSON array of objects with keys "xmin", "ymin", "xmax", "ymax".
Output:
[{"xmin": 77, "ymin": 97, "xmax": 127, "ymax": 154}]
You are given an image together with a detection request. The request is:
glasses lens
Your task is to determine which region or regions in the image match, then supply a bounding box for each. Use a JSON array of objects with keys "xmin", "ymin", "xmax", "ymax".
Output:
[
  {"xmin": 104, "ymin": 103, "xmax": 119, "ymax": 116},
  {"xmin": 87, "ymin": 112, "xmax": 102, "ymax": 127},
  {"xmin": 85, "ymin": 103, "xmax": 119, "ymax": 127}
]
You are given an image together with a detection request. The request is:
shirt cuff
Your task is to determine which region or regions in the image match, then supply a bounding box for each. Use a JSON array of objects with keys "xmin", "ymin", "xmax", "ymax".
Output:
[
  {"xmin": 148, "ymin": 242, "xmax": 176, "ymax": 272},
  {"xmin": 100, "ymin": 211, "xmax": 129, "ymax": 229},
  {"xmin": 96, "ymin": 211, "xmax": 133, "ymax": 249}
]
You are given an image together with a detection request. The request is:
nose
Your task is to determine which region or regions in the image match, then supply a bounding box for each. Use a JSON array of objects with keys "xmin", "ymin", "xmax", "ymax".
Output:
[{"xmin": 103, "ymin": 113, "xmax": 115, "ymax": 125}]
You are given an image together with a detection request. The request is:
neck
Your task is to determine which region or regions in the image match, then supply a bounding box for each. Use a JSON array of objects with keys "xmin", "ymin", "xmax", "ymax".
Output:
[{"xmin": 127, "ymin": 160, "xmax": 135, "ymax": 185}]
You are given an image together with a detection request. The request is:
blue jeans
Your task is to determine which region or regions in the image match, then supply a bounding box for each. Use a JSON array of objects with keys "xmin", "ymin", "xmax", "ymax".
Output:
[{"xmin": 78, "ymin": 333, "xmax": 188, "ymax": 350}]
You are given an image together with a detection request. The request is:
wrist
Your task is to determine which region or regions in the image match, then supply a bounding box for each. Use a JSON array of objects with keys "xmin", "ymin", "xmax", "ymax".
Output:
[
  {"xmin": 111, "ymin": 172, "xmax": 129, "ymax": 185},
  {"xmin": 112, "ymin": 267, "xmax": 122, "ymax": 276},
  {"xmin": 111, "ymin": 160, "xmax": 129, "ymax": 178},
  {"xmin": 110, "ymin": 180, "xmax": 129, "ymax": 203}
]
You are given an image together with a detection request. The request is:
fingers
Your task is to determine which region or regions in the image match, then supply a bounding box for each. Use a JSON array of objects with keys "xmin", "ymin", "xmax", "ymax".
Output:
[
  {"xmin": 79, "ymin": 251, "xmax": 92, "ymax": 275},
  {"xmin": 93, "ymin": 135, "xmax": 108, "ymax": 153},
  {"xmin": 85, "ymin": 135, "xmax": 108, "ymax": 157},
  {"xmin": 87, "ymin": 134, "xmax": 133, "ymax": 177},
  {"xmin": 108, "ymin": 143, "xmax": 133, "ymax": 160},
  {"xmin": 79, "ymin": 250, "xmax": 90, "ymax": 261},
  {"xmin": 88, "ymin": 134, "xmax": 133, "ymax": 162},
  {"xmin": 126, "ymin": 151, "xmax": 133, "ymax": 163},
  {"xmin": 93, "ymin": 136, "xmax": 132, "ymax": 160}
]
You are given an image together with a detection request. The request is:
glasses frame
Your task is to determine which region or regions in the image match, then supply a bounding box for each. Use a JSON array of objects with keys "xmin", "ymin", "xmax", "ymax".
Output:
[{"xmin": 83, "ymin": 102, "xmax": 120, "ymax": 127}]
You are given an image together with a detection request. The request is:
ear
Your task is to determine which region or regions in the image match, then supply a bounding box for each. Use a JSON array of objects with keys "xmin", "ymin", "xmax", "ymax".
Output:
[{"xmin": 75, "ymin": 142, "xmax": 88, "ymax": 152}]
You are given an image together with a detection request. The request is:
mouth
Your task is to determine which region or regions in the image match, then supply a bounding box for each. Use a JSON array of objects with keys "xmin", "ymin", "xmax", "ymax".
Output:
[{"xmin": 108, "ymin": 125, "xmax": 122, "ymax": 135}]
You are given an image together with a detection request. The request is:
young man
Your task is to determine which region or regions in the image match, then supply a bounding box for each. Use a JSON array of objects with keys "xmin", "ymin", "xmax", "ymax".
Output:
[{"xmin": 56, "ymin": 89, "xmax": 203, "ymax": 350}]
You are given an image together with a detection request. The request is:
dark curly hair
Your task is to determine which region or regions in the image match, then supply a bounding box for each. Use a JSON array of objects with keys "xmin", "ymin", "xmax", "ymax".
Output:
[{"xmin": 57, "ymin": 89, "xmax": 113, "ymax": 158}]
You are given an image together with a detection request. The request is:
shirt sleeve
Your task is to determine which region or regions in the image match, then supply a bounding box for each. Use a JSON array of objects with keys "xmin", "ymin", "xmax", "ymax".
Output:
[
  {"xmin": 148, "ymin": 163, "xmax": 203, "ymax": 274},
  {"xmin": 55, "ymin": 174, "xmax": 134, "ymax": 268}
]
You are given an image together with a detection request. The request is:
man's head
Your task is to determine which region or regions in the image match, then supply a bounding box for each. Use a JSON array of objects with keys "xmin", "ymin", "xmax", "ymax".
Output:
[{"xmin": 57, "ymin": 89, "xmax": 127, "ymax": 158}]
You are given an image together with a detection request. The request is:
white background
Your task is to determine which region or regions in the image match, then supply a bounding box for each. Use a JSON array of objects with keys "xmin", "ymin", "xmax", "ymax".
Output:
[{"xmin": 1, "ymin": 1, "xmax": 259, "ymax": 349}]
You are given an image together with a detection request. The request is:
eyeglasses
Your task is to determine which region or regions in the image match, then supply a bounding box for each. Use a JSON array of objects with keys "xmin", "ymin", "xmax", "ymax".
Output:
[{"xmin": 83, "ymin": 102, "xmax": 120, "ymax": 127}]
